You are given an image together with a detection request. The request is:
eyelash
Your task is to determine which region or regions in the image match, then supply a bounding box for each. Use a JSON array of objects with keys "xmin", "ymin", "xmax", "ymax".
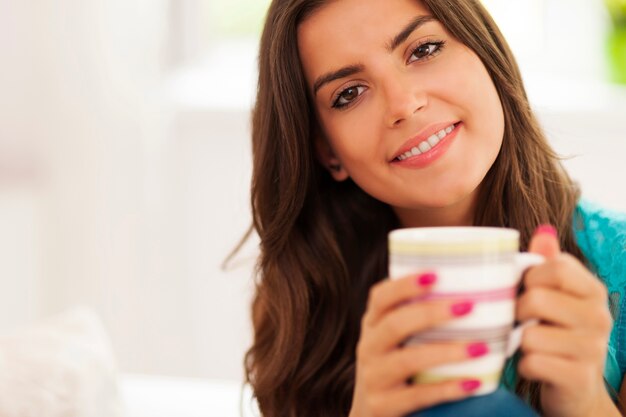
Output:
[
  {"xmin": 408, "ymin": 39, "xmax": 446, "ymax": 64},
  {"xmin": 331, "ymin": 40, "xmax": 447, "ymax": 110}
]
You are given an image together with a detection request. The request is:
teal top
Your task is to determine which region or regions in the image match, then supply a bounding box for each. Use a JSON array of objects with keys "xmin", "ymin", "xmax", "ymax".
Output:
[{"xmin": 503, "ymin": 200, "xmax": 626, "ymax": 396}]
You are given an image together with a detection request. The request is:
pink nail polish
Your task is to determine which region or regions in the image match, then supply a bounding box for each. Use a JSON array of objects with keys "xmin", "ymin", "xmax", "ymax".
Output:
[
  {"xmin": 451, "ymin": 301, "xmax": 473, "ymax": 316},
  {"xmin": 417, "ymin": 273, "xmax": 437, "ymax": 286},
  {"xmin": 535, "ymin": 224, "xmax": 557, "ymax": 238},
  {"xmin": 461, "ymin": 379, "xmax": 481, "ymax": 392},
  {"xmin": 467, "ymin": 343, "xmax": 489, "ymax": 358}
]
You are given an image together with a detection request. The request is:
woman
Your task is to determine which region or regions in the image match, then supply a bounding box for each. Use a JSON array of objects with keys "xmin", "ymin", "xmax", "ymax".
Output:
[{"xmin": 244, "ymin": 0, "xmax": 626, "ymax": 416}]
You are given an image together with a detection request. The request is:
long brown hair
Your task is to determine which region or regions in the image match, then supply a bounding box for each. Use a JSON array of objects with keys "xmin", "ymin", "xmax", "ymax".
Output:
[{"xmin": 245, "ymin": 1, "xmax": 583, "ymax": 416}]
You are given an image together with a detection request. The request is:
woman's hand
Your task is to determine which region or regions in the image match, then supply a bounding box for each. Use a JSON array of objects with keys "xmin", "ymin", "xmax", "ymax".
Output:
[
  {"xmin": 517, "ymin": 226, "xmax": 618, "ymax": 417},
  {"xmin": 349, "ymin": 273, "xmax": 487, "ymax": 417}
]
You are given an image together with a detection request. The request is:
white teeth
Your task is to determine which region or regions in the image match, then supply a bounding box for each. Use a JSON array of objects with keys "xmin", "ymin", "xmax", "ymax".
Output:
[
  {"xmin": 427, "ymin": 134, "xmax": 440, "ymax": 147},
  {"xmin": 395, "ymin": 123, "xmax": 456, "ymax": 162}
]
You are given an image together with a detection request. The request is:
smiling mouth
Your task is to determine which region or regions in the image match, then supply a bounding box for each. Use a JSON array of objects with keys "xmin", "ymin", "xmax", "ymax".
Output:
[{"xmin": 393, "ymin": 122, "xmax": 460, "ymax": 162}]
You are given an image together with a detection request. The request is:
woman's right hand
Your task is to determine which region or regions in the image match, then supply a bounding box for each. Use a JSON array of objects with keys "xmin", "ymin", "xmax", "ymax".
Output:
[{"xmin": 349, "ymin": 272, "xmax": 488, "ymax": 417}]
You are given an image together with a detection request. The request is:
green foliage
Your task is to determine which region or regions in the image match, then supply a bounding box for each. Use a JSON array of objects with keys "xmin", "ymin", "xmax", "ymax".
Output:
[
  {"xmin": 605, "ymin": 0, "xmax": 626, "ymax": 25},
  {"xmin": 607, "ymin": 26, "xmax": 626, "ymax": 84}
]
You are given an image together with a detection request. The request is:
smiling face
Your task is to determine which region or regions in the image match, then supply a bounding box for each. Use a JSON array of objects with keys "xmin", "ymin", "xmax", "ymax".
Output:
[{"xmin": 298, "ymin": 0, "xmax": 505, "ymax": 226}]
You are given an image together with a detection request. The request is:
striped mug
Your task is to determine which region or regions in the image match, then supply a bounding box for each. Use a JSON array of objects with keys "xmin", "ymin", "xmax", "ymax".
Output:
[{"xmin": 388, "ymin": 227, "xmax": 543, "ymax": 396}]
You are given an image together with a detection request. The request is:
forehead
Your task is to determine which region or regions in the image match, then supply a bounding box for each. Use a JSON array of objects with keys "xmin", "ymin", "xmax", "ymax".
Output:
[
  {"xmin": 297, "ymin": 0, "xmax": 432, "ymax": 82},
  {"xmin": 299, "ymin": 0, "xmax": 429, "ymax": 32}
]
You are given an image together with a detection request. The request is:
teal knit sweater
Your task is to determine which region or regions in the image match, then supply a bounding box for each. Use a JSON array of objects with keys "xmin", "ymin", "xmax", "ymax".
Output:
[{"xmin": 504, "ymin": 200, "xmax": 626, "ymax": 395}]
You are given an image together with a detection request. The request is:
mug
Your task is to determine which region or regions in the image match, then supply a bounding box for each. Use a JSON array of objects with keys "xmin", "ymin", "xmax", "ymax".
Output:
[{"xmin": 388, "ymin": 227, "xmax": 543, "ymax": 396}]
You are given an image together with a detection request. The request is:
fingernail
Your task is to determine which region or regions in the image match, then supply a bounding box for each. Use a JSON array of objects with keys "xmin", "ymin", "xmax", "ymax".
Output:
[
  {"xmin": 467, "ymin": 342, "xmax": 489, "ymax": 358},
  {"xmin": 461, "ymin": 379, "xmax": 482, "ymax": 392},
  {"xmin": 534, "ymin": 224, "xmax": 557, "ymax": 238},
  {"xmin": 451, "ymin": 301, "xmax": 473, "ymax": 316},
  {"xmin": 416, "ymin": 273, "xmax": 437, "ymax": 286}
]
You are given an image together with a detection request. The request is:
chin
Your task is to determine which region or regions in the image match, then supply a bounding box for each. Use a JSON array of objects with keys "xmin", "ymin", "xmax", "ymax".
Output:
[{"xmin": 419, "ymin": 187, "xmax": 478, "ymax": 208}]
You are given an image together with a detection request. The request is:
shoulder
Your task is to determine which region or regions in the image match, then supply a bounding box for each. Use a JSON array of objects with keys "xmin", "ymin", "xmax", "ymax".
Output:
[{"xmin": 573, "ymin": 199, "xmax": 626, "ymax": 289}]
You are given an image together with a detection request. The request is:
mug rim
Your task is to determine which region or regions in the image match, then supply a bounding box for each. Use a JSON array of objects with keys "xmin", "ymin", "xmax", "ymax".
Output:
[{"xmin": 389, "ymin": 227, "xmax": 520, "ymax": 255}]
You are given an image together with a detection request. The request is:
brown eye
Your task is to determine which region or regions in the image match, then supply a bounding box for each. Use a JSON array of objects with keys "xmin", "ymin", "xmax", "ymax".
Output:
[
  {"xmin": 332, "ymin": 85, "xmax": 366, "ymax": 108},
  {"xmin": 408, "ymin": 41, "xmax": 445, "ymax": 64},
  {"xmin": 414, "ymin": 44, "xmax": 432, "ymax": 59},
  {"xmin": 341, "ymin": 87, "xmax": 359, "ymax": 102}
]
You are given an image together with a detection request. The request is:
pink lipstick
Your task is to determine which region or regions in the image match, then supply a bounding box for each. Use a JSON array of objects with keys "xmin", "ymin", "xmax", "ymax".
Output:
[{"xmin": 391, "ymin": 122, "xmax": 462, "ymax": 169}]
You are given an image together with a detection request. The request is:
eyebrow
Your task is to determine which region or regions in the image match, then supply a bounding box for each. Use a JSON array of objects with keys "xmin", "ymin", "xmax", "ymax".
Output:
[
  {"xmin": 387, "ymin": 15, "xmax": 435, "ymax": 52},
  {"xmin": 313, "ymin": 64, "xmax": 365, "ymax": 96},
  {"xmin": 312, "ymin": 15, "xmax": 435, "ymax": 96}
]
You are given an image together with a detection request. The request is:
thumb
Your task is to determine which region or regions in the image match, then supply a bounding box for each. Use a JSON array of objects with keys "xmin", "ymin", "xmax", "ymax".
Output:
[{"xmin": 528, "ymin": 224, "xmax": 561, "ymax": 259}]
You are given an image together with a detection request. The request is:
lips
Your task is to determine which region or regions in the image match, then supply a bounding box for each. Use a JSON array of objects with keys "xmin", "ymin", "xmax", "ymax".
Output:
[
  {"xmin": 391, "ymin": 122, "xmax": 461, "ymax": 162},
  {"xmin": 390, "ymin": 121, "xmax": 462, "ymax": 168}
]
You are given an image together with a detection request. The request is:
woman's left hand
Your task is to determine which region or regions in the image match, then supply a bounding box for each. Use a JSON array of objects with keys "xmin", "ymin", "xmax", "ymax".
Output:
[{"xmin": 516, "ymin": 226, "xmax": 617, "ymax": 417}]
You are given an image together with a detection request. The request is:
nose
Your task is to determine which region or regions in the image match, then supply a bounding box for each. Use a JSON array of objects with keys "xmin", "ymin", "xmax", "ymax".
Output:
[{"xmin": 382, "ymin": 73, "xmax": 427, "ymax": 128}]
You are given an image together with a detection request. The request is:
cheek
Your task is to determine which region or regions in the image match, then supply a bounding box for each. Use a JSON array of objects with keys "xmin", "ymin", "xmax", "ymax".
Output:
[
  {"xmin": 322, "ymin": 115, "xmax": 381, "ymax": 164},
  {"xmin": 451, "ymin": 72, "xmax": 504, "ymax": 153},
  {"xmin": 436, "ymin": 49, "xmax": 504, "ymax": 129},
  {"xmin": 463, "ymin": 62, "xmax": 504, "ymax": 132}
]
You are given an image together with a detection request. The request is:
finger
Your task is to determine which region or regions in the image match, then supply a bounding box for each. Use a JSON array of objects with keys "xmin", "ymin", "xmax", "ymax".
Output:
[
  {"xmin": 366, "ymin": 378, "xmax": 482, "ymax": 417},
  {"xmin": 517, "ymin": 287, "xmax": 609, "ymax": 330},
  {"xmin": 521, "ymin": 325, "xmax": 608, "ymax": 361},
  {"xmin": 369, "ymin": 342, "xmax": 489, "ymax": 390},
  {"xmin": 364, "ymin": 300, "xmax": 474, "ymax": 354},
  {"xmin": 518, "ymin": 352, "xmax": 596, "ymax": 389},
  {"xmin": 524, "ymin": 254, "xmax": 607, "ymax": 300},
  {"xmin": 528, "ymin": 225, "xmax": 560, "ymax": 259},
  {"xmin": 363, "ymin": 272, "xmax": 437, "ymax": 327}
]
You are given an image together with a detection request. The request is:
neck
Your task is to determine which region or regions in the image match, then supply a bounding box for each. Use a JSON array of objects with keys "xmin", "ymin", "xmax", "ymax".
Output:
[{"xmin": 392, "ymin": 192, "xmax": 478, "ymax": 228}]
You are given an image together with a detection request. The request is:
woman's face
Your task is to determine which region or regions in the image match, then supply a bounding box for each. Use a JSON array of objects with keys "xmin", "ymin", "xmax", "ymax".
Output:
[{"xmin": 298, "ymin": 0, "xmax": 505, "ymax": 226}]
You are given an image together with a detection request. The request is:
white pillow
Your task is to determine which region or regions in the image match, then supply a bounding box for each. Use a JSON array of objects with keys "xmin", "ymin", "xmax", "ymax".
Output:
[{"xmin": 0, "ymin": 307, "xmax": 123, "ymax": 417}]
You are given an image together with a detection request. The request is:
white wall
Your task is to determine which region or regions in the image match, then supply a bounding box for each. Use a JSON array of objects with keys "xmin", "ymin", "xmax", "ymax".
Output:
[
  {"xmin": 483, "ymin": 0, "xmax": 609, "ymax": 79},
  {"xmin": 0, "ymin": 0, "xmax": 258, "ymax": 382}
]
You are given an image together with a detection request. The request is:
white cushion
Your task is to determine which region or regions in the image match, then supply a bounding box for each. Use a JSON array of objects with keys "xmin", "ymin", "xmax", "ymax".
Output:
[{"xmin": 0, "ymin": 307, "xmax": 122, "ymax": 417}]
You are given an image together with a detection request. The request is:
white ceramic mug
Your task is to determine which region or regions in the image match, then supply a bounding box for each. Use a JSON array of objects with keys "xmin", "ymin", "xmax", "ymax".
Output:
[{"xmin": 388, "ymin": 227, "xmax": 543, "ymax": 396}]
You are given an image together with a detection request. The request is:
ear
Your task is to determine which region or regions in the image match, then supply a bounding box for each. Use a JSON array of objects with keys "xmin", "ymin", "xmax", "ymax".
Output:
[{"xmin": 314, "ymin": 135, "xmax": 349, "ymax": 181}]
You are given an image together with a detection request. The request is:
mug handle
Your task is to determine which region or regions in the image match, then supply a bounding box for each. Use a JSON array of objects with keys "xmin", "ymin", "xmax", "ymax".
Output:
[{"xmin": 505, "ymin": 253, "xmax": 545, "ymax": 358}]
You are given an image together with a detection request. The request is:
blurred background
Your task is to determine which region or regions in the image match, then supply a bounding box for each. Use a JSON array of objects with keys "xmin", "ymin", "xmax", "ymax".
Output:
[{"xmin": 0, "ymin": 0, "xmax": 625, "ymax": 406}]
